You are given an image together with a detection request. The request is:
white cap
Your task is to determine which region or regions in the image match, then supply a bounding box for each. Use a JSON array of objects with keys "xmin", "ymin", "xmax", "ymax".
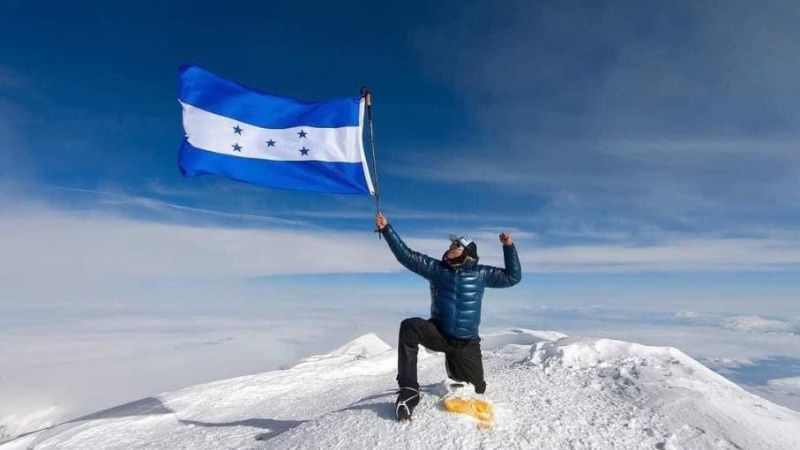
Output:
[{"xmin": 448, "ymin": 234, "xmax": 473, "ymax": 247}]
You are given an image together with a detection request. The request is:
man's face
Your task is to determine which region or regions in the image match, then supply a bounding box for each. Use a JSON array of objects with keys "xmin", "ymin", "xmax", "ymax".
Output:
[{"xmin": 445, "ymin": 240, "xmax": 464, "ymax": 260}]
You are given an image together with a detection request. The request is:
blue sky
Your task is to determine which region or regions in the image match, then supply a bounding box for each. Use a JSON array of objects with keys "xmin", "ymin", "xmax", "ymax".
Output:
[
  {"xmin": 1, "ymin": 0, "xmax": 800, "ymax": 434},
  {"xmin": 2, "ymin": 0, "xmax": 799, "ymax": 237},
  {"xmin": 2, "ymin": 0, "xmax": 799, "ymax": 293}
]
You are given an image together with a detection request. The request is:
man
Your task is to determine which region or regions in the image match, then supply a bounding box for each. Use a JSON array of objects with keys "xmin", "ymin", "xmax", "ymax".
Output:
[{"xmin": 375, "ymin": 212, "xmax": 522, "ymax": 421}]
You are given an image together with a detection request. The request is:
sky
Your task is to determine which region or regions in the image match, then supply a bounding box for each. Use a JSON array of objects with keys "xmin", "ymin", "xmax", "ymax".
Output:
[{"xmin": 1, "ymin": 0, "xmax": 800, "ymax": 439}]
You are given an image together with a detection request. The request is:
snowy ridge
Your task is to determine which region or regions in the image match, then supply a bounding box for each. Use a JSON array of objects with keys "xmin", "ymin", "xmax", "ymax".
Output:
[
  {"xmin": 291, "ymin": 333, "xmax": 392, "ymax": 368},
  {"xmin": 2, "ymin": 329, "xmax": 799, "ymax": 449}
]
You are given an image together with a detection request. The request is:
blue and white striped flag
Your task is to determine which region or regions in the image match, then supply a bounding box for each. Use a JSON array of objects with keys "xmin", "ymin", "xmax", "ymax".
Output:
[{"xmin": 178, "ymin": 65, "xmax": 375, "ymax": 195}]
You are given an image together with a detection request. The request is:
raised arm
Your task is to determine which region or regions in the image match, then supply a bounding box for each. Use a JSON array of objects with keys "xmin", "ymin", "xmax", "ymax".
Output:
[
  {"xmin": 483, "ymin": 232, "xmax": 522, "ymax": 288},
  {"xmin": 376, "ymin": 213, "xmax": 439, "ymax": 280}
]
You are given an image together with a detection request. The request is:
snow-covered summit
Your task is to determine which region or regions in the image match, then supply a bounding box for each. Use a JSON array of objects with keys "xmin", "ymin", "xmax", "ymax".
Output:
[
  {"xmin": 292, "ymin": 333, "xmax": 392, "ymax": 369},
  {"xmin": 3, "ymin": 329, "xmax": 799, "ymax": 450}
]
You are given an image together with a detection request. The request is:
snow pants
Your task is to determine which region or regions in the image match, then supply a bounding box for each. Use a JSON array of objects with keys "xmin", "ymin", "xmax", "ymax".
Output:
[{"xmin": 397, "ymin": 317, "xmax": 487, "ymax": 394}]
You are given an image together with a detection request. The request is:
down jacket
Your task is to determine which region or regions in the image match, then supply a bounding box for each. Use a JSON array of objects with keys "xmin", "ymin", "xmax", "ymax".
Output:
[{"xmin": 381, "ymin": 224, "xmax": 522, "ymax": 340}]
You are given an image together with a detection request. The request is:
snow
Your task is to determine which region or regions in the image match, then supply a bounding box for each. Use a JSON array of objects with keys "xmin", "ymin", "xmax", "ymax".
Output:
[
  {"xmin": 2, "ymin": 329, "xmax": 799, "ymax": 450},
  {"xmin": 0, "ymin": 407, "xmax": 59, "ymax": 444}
]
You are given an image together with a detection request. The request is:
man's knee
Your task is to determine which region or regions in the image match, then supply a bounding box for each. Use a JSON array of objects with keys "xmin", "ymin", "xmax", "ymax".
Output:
[
  {"xmin": 399, "ymin": 317, "xmax": 426, "ymax": 343},
  {"xmin": 400, "ymin": 317, "xmax": 425, "ymax": 334}
]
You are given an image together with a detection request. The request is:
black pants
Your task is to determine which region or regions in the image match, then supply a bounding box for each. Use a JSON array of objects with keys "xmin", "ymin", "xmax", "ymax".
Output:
[{"xmin": 397, "ymin": 317, "xmax": 486, "ymax": 394}]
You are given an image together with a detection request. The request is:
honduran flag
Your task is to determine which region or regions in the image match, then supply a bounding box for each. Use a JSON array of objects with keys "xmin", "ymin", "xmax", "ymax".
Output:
[{"xmin": 178, "ymin": 65, "xmax": 375, "ymax": 195}]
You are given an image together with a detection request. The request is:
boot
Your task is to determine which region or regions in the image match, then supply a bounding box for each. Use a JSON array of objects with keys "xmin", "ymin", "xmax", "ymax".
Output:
[{"xmin": 395, "ymin": 387, "xmax": 420, "ymax": 421}]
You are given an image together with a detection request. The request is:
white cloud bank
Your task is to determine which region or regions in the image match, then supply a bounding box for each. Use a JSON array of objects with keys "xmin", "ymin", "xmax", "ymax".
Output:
[
  {"xmin": 767, "ymin": 376, "xmax": 800, "ymax": 391},
  {"xmin": 674, "ymin": 312, "xmax": 799, "ymax": 335},
  {"xmin": 3, "ymin": 199, "xmax": 800, "ymax": 300},
  {"xmin": 520, "ymin": 236, "xmax": 800, "ymax": 273},
  {"xmin": 723, "ymin": 315, "xmax": 798, "ymax": 334},
  {"xmin": 0, "ymin": 205, "xmax": 396, "ymax": 287},
  {"xmin": 749, "ymin": 376, "xmax": 800, "ymax": 413}
]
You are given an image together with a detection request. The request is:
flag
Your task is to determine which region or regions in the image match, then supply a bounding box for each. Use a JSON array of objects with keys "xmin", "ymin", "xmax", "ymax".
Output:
[{"xmin": 178, "ymin": 65, "xmax": 375, "ymax": 195}]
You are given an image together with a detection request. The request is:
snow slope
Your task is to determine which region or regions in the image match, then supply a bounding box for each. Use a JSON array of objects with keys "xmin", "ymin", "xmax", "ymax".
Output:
[{"xmin": 3, "ymin": 329, "xmax": 799, "ymax": 450}]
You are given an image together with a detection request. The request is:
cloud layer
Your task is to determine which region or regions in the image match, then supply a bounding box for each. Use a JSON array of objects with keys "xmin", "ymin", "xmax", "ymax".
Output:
[{"xmin": 3, "ymin": 195, "xmax": 800, "ymax": 307}]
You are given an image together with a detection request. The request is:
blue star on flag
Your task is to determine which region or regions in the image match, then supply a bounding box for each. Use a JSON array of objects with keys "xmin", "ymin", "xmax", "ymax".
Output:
[
  {"xmin": 266, "ymin": 139, "xmax": 276, "ymax": 147},
  {"xmin": 233, "ymin": 125, "xmax": 243, "ymax": 135},
  {"xmin": 232, "ymin": 143, "xmax": 242, "ymax": 152},
  {"xmin": 298, "ymin": 129, "xmax": 307, "ymax": 138},
  {"xmin": 299, "ymin": 147, "xmax": 309, "ymax": 156}
]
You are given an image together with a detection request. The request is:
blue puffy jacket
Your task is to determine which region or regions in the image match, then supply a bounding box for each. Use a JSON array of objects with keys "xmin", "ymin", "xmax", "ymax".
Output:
[{"xmin": 381, "ymin": 224, "xmax": 522, "ymax": 340}]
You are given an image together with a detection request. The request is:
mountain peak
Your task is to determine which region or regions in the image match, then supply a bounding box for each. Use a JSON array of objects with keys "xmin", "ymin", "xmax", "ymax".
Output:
[{"xmin": 3, "ymin": 329, "xmax": 799, "ymax": 450}]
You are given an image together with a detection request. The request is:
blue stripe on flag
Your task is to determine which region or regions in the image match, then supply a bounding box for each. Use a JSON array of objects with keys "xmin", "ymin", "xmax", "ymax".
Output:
[
  {"xmin": 178, "ymin": 65, "xmax": 360, "ymax": 129},
  {"xmin": 179, "ymin": 141, "xmax": 371, "ymax": 195}
]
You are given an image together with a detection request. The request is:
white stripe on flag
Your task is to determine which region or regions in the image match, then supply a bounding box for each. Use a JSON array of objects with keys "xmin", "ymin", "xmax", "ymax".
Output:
[{"xmin": 180, "ymin": 101, "xmax": 365, "ymax": 163}]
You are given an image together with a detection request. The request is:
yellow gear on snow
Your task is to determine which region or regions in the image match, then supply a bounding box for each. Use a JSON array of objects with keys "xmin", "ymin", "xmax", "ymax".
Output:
[{"xmin": 442, "ymin": 396, "xmax": 494, "ymax": 424}]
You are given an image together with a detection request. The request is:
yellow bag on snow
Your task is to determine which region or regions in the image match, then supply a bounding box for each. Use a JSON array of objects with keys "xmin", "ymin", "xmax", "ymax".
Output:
[{"xmin": 442, "ymin": 396, "xmax": 495, "ymax": 423}]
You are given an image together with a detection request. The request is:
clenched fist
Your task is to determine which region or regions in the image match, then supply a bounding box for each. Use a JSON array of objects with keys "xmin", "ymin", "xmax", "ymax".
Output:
[
  {"xmin": 499, "ymin": 232, "xmax": 513, "ymax": 246},
  {"xmin": 375, "ymin": 212, "xmax": 388, "ymax": 231}
]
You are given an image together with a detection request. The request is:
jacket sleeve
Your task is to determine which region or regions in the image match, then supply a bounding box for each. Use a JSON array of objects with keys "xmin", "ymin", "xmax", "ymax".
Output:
[
  {"xmin": 380, "ymin": 224, "xmax": 439, "ymax": 280},
  {"xmin": 483, "ymin": 244, "xmax": 522, "ymax": 288}
]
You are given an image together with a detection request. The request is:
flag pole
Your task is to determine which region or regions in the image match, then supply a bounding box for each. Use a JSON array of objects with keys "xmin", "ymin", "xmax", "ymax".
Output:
[{"xmin": 362, "ymin": 87, "xmax": 381, "ymax": 239}]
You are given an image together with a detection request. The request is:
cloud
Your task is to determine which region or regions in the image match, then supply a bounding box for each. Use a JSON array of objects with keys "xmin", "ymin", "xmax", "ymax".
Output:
[
  {"xmin": 753, "ymin": 376, "xmax": 800, "ymax": 412},
  {"xmin": 391, "ymin": 137, "xmax": 800, "ymax": 234},
  {"xmin": 523, "ymin": 235, "xmax": 800, "ymax": 272},
  {"xmin": 0, "ymin": 204, "xmax": 401, "ymax": 295},
  {"xmin": 394, "ymin": 138, "xmax": 799, "ymax": 199},
  {"xmin": 672, "ymin": 311, "xmax": 799, "ymax": 336},
  {"xmin": 767, "ymin": 376, "xmax": 800, "ymax": 391},
  {"xmin": 4, "ymin": 192, "xmax": 800, "ymax": 304},
  {"xmin": 49, "ymin": 185, "xmax": 310, "ymax": 227},
  {"xmin": 722, "ymin": 316, "xmax": 798, "ymax": 334}
]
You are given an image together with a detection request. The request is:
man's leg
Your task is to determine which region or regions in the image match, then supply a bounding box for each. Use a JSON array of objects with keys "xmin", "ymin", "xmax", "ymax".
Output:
[
  {"xmin": 445, "ymin": 341, "xmax": 487, "ymax": 394},
  {"xmin": 397, "ymin": 317, "xmax": 450, "ymax": 390}
]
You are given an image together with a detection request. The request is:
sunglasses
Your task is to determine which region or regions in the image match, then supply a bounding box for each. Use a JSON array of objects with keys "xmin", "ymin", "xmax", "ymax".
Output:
[{"xmin": 449, "ymin": 234, "xmax": 473, "ymax": 249}]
